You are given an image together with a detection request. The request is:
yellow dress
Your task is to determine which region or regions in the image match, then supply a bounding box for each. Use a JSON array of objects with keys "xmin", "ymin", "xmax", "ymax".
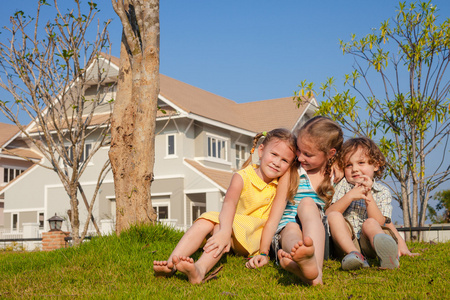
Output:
[{"xmin": 198, "ymin": 164, "xmax": 278, "ymax": 257}]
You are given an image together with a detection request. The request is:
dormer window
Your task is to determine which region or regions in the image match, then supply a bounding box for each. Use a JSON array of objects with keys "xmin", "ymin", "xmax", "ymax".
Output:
[
  {"xmin": 3, "ymin": 168, "xmax": 24, "ymax": 183},
  {"xmin": 207, "ymin": 135, "xmax": 227, "ymax": 160}
]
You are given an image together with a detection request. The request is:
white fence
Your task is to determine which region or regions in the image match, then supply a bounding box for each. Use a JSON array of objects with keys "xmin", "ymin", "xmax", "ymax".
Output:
[
  {"xmin": 396, "ymin": 224, "xmax": 450, "ymax": 243},
  {"xmin": 0, "ymin": 219, "xmax": 116, "ymax": 251}
]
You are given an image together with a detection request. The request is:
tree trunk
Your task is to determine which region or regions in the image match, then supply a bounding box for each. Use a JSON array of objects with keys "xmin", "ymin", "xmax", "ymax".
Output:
[
  {"xmin": 109, "ymin": 1, "xmax": 159, "ymax": 234},
  {"xmin": 401, "ymin": 180, "xmax": 411, "ymax": 241}
]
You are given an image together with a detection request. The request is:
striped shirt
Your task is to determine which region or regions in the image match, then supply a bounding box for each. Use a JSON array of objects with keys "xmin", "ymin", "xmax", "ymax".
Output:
[{"xmin": 276, "ymin": 167, "xmax": 325, "ymax": 232}]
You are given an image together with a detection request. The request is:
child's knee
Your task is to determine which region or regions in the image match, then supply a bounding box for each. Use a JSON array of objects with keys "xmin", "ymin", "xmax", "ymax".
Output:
[
  {"xmin": 284, "ymin": 221, "xmax": 301, "ymax": 233},
  {"xmin": 327, "ymin": 211, "xmax": 343, "ymax": 225},
  {"xmin": 297, "ymin": 197, "xmax": 316, "ymax": 212},
  {"xmin": 362, "ymin": 218, "xmax": 380, "ymax": 230}
]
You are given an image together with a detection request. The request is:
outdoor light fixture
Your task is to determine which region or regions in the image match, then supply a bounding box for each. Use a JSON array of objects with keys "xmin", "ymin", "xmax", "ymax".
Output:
[{"xmin": 47, "ymin": 214, "xmax": 64, "ymax": 231}]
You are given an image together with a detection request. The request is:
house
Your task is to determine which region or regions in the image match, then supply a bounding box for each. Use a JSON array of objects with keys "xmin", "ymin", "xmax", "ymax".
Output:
[
  {"xmin": 0, "ymin": 54, "xmax": 317, "ymax": 234},
  {"xmin": 0, "ymin": 122, "xmax": 42, "ymax": 230}
]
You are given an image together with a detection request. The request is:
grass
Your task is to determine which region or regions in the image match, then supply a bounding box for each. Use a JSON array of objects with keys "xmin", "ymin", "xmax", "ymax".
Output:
[{"xmin": 0, "ymin": 224, "xmax": 449, "ymax": 299}]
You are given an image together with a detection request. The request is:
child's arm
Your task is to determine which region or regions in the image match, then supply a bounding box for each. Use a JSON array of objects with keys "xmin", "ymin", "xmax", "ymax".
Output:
[
  {"xmin": 384, "ymin": 222, "xmax": 420, "ymax": 257},
  {"xmin": 203, "ymin": 173, "xmax": 243, "ymax": 258},
  {"xmin": 364, "ymin": 178, "xmax": 390, "ymax": 225},
  {"xmin": 326, "ymin": 182, "xmax": 369, "ymax": 215},
  {"xmin": 365, "ymin": 190, "xmax": 386, "ymax": 225},
  {"xmin": 246, "ymin": 172, "xmax": 290, "ymax": 269}
]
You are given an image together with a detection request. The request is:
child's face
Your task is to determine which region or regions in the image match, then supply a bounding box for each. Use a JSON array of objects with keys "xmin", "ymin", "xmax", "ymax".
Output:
[
  {"xmin": 257, "ymin": 139, "xmax": 295, "ymax": 183},
  {"xmin": 296, "ymin": 136, "xmax": 332, "ymax": 173},
  {"xmin": 344, "ymin": 147, "xmax": 379, "ymax": 185}
]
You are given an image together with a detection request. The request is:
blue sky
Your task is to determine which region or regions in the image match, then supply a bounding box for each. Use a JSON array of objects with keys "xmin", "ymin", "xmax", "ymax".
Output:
[
  {"xmin": 1, "ymin": 0, "xmax": 450, "ymax": 223},
  {"xmin": 2, "ymin": 0, "xmax": 450, "ymax": 106}
]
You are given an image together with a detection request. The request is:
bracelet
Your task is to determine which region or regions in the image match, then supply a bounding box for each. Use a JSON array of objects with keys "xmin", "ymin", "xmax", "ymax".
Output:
[{"xmin": 247, "ymin": 252, "xmax": 269, "ymax": 260}]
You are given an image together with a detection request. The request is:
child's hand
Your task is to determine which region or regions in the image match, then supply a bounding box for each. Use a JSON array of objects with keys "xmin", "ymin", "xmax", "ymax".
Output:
[
  {"xmin": 348, "ymin": 184, "xmax": 369, "ymax": 202},
  {"xmin": 203, "ymin": 230, "xmax": 231, "ymax": 258},
  {"xmin": 398, "ymin": 244, "xmax": 421, "ymax": 257},
  {"xmin": 357, "ymin": 174, "xmax": 373, "ymax": 190},
  {"xmin": 245, "ymin": 254, "xmax": 269, "ymax": 269}
]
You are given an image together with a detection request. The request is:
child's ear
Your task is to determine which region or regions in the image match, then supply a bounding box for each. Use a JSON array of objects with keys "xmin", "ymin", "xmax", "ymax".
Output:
[
  {"xmin": 328, "ymin": 148, "xmax": 337, "ymax": 159},
  {"xmin": 258, "ymin": 144, "xmax": 264, "ymax": 159},
  {"xmin": 374, "ymin": 163, "xmax": 379, "ymax": 172}
]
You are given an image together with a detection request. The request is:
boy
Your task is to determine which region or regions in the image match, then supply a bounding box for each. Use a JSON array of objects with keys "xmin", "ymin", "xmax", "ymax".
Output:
[{"xmin": 326, "ymin": 137, "xmax": 399, "ymax": 270}]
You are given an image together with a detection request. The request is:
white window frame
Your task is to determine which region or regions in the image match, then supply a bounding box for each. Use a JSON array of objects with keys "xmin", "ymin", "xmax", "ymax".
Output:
[
  {"xmin": 12, "ymin": 213, "xmax": 19, "ymax": 231},
  {"xmin": 152, "ymin": 201, "xmax": 170, "ymax": 221},
  {"xmin": 190, "ymin": 201, "xmax": 206, "ymax": 225},
  {"xmin": 63, "ymin": 143, "xmax": 93, "ymax": 166},
  {"xmin": 3, "ymin": 167, "xmax": 25, "ymax": 183},
  {"xmin": 235, "ymin": 143, "xmax": 247, "ymax": 169},
  {"xmin": 106, "ymin": 196, "xmax": 116, "ymax": 220},
  {"xmin": 207, "ymin": 134, "xmax": 228, "ymax": 161},
  {"xmin": 166, "ymin": 134, "xmax": 177, "ymax": 158},
  {"xmin": 38, "ymin": 212, "xmax": 45, "ymax": 229}
]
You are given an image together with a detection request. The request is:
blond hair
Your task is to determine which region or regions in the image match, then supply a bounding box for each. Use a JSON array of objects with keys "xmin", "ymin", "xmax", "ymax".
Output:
[
  {"xmin": 297, "ymin": 116, "xmax": 343, "ymax": 208},
  {"xmin": 242, "ymin": 128, "xmax": 299, "ymax": 201}
]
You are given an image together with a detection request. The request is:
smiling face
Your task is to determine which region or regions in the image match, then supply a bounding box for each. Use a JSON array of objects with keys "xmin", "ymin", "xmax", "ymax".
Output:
[
  {"xmin": 256, "ymin": 138, "xmax": 296, "ymax": 183},
  {"xmin": 343, "ymin": 147, "xmax": 379, "ymax": 185},
  {"xmin": 296, "ymin": 136, "xmax": 335, "ymax": 174}
]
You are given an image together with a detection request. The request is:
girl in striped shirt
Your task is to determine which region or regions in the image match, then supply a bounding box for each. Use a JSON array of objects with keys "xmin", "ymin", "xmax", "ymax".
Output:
[{"xmin": 246, "ymin": 116, "xmax": 343, "ymax": 286}]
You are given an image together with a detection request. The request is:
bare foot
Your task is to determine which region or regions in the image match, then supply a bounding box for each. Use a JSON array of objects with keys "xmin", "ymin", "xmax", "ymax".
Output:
[
  {"xmin": 290, "ymin": 236, "xmax": 319, "ymax": 281},
  {"xmin": 278, "ymin": 249, "xmax": 300, "ymax": 274},
  {"xmin": 153, "ymin": 260, "xmax": 176, "ymax": 277},
  {"xmin": 173, "ymin": 255, "xmax": 204, "ymax": 284}
]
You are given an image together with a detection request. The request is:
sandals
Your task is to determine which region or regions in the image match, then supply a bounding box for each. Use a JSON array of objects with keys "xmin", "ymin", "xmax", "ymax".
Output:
[
  {"xmin": 373, "ymin": 233, "xmax": 399, "ymax": 269},
  {"xmin": 341, "ymin": 251, "xmax": 370, "ymax": 270}
]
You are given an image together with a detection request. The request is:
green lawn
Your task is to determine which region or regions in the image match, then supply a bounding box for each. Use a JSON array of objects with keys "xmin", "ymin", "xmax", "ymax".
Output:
[{"xmin": 0, "ymin": 224, "xmax": 449, "ymax": 299}]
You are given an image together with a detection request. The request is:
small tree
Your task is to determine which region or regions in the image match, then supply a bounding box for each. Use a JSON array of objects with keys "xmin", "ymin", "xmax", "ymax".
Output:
[
  {"xmin": 109, "ymin": 0, "xmax": 159, "ymax": 233},
  {"xmin": 0, "ymin": 0, "xmax": 113, "ymax": 246},
  {"xmin": 428, "ymin": 190, "xmax": 450, "ymax": 223},
  {"xmin": 295, "ymin": 2, "xmax": 450, "ymax": 240}
]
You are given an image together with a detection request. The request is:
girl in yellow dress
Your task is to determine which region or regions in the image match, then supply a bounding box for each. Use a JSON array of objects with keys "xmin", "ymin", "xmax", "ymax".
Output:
[{"xmin": 153, "ymin": 128, "xmax": 299, "ymax": 284}]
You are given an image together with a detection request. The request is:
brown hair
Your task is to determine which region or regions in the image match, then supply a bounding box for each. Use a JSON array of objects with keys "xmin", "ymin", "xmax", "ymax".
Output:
[
  {"xmin": 297, "ymin": 116, "xmax": 343, "ymax": 208},
  {"xmin": 337, "ymin": 137, "xmax": 386, "ymax": 179},
  {"xmin": 242, "ymin": 128, "xmax": 300, "ymax": 201}
]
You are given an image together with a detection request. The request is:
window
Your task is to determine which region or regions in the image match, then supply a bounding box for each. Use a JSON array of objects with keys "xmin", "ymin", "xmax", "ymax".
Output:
[
  {"xmin": 207, "ymin": 136, "xmax": 227, "ymax": 160},
  {"xmin": 110, "ymin": 198, "xmax": 116, "ymax": 218},
  {"xmin": 12, "ymin": 213, "xmax": 18, "ymax": 231},
  {"xmin": 235, "ymin": 144, "xmax": 247, "ymax": 169},
  {"xmin": 81, "ymin": 144, "xmax": 92, "ymax": 162},
  {"xmin": 153, "ymin": 205, "xmax": 169, "ymax": 220},
  {"xmin": 167, "ymin": 134, "xmax": 175, "ymax": 156},
  {"xmin": 3, "ymin": 168, "xmax": 24, "ymax": 183},
  {"xmin": 39, "ymin": 212, "xmax": 45, "ymax": 229},
  {"xmin": 65, "ymin": 143, "xmax": 92, "ymax": 164},
  {"xmin": 192, "ymin": 203, "xmax": 206, "ymax": 223}
]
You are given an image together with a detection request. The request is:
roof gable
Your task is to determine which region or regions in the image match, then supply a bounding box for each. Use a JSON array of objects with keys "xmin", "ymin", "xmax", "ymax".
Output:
[
  {"xmin": 102, "ymin": 53, "xmax": 311, "ymax": 133},
  {"xmin": 0, "ymin": 122, "xmax": 19, "ymax": 147}
]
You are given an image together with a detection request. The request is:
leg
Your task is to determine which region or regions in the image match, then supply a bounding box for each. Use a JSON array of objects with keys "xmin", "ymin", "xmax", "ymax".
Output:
[
  {"xmin": 361, "ymin": 218, "xmax": 398, "ymax": 269},
  {"xmin": 327, "ymin": 211, "xmax": 358, "ymax": 254},
  {"xmin": 327, "ymin": 211, "xmax": 369, "ymax": 270},
  {"xmin": 296, "ymin": 198, "xmax": 324, "ymax": 285},
  {"xmin": 361, "ymin": 218, "xmax": 384, "ymax": 247},
  {"xmin": 174, "ymin": 223, "xmax": 228, "ymax": 284},
  {"xmin": 153, "ymin": 219, "xmax": 215, "ymax": 277},
  {"xmin": 277, "ymin": 222, "xmax": 319, "ymax": 285}
]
